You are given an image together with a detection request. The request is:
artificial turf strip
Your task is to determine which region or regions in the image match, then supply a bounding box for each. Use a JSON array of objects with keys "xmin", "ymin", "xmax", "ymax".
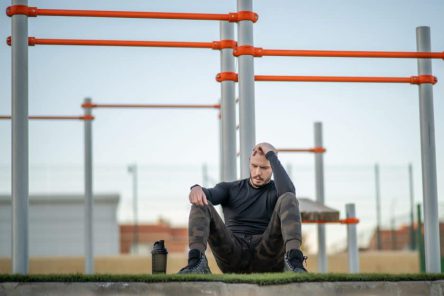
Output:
[{"xmin": 1, "ymin": 273, "xmax": 444, "ymax": 285}]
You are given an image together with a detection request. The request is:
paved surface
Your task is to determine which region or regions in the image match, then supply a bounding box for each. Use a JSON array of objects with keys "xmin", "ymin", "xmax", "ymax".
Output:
[{"xmin": 1, "ymin": 281, "xmax": 443, "ymax": 296}]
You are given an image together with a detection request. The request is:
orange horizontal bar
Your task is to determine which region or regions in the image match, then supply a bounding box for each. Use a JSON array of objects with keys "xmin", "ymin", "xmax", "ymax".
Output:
[
  {"xmin": 0, "ymin": 115, "xmax": 94, "ymax": 120},
  {"xmin": 216, "ymin": 72, "xmax": 438, "ymax": 84},
  {"xmin": 6, "ymin": 6, "xmax": 258, "ymax": 22},
  {"xmin": 7, "ymin": 37, "xmax": 215, "ymax": 49},
  {"xmin": 260, "ymin": 49, "xmax": 444, "ymax": 60},
  {"xmin": 255, "ymin": 75, "xmax": 437, "ymax": 84},
  {"xmin": 302, "ymin": 218, "xmax": 359, "ymax": 224},
  {"xmin": 277, "ymin": 147, "xmax": 326, "ymax": 153},
  {"xmin": 82, "ymin": 103, "xmax": 220, "ymax": 109}
]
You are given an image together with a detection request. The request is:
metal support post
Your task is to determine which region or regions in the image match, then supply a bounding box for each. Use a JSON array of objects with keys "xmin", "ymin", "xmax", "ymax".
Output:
[
  {"xmin": 346, "ymin": 204, "xmax": 359, "ymax": 273},
  {"xmin": 83, "ymin": 98, "xmax": 94, "ymax": 274},
  {"xmin": 11, "ymin": 0, "xmax": 29, "ymax": 275},
  {"xmin": 128, "ymin": 164, "xmax": 139, "ymax": 254},
  {"xmin": 374, "ymin": 164, "xmax": 382, "ymax": 250},
  {"xmin": 237, "ymin": 0, "xmax": 256, "ymax": 178},
  {"xmin": 219, "ymin": 104, "xmax": 223, "ymax": 182},
  {"xmin": 416, "ymin": 26, "xmax": 440, "ymax": 273},
  {"xmin": 314, "ymin": 122, "xmax": 327, "ymax": 273},
  {"xmin": 408, "ymin": 163, "xmax": 416, "ymax": 250},
  {"xmin": 202, "ymin": 163, "xmax": 209, "ymax": 187},
  {"xmin": 220, "ymin": 21, "xmax": 237, "ymax": 182}
]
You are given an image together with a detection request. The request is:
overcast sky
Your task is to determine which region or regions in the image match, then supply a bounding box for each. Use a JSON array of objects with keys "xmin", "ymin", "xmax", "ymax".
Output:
[{"xmin": 1, "ymin": 0, "xmax": 443, "ymax": 252}]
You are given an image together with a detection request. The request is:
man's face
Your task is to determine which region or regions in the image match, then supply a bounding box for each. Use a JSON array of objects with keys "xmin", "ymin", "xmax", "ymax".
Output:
[{"xmin": 249, "ymin": 152, "xmax": 272, "ymax": 187}]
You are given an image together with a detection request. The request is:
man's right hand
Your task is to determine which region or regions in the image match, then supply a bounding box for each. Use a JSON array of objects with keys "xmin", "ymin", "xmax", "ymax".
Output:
[{"xmin": 189, "ymin": 185, "xmax": 208, "ymax": 206}]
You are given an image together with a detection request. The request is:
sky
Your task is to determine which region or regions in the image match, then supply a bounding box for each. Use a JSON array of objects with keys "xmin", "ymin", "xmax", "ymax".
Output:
[{"xmin": 0, "ymin": 0, "xmax": 444, "ymax": 254}]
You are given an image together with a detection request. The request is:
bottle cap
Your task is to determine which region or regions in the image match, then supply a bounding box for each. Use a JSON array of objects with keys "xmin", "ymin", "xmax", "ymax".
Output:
[{"xmin": 151, "ymin": 240, "xmax": 168, "ymax": 255}]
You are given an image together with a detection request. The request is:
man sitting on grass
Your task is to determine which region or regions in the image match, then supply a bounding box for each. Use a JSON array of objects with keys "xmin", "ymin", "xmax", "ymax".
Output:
[{"xmin": 178, "ymin": 142, "xmax": 307, "ymax": 274}]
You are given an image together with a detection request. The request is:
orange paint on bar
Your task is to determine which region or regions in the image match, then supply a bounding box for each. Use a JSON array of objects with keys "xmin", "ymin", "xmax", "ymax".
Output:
[
  {"xmin": 22, "ymin": 37, "xmax": 214, "ymax": 48},
  {"xmin": 277, "ymin": 147, "xmax": 326, "ymax": 153},
  {"xmin": 8, "ymin": 36, "xmax": 235, "ymax": 50},
  {"xmin": 303, "ymin": 218, "xmax": 359, "ymax": 224},
  {"xmin": 83, "ymin": 103, "xmax": 220, "ymax": 109},
  {"xmin": 214, "ymin": 72, "xmax": 437, "ymax": 85},
  {"xmin": 255, "ymin": 75, "xmax": 437, "ymax": 84},
  {"xmin": 0, "ymin": 115, "xmax": 94, "ymax": 120},
  {"xmin": 261, "ymin": 49, "xmax": 444, "ymax": 59},
  {"xmin": 6, "ymin": 6, "xmax": 258, "ymax": 22}
]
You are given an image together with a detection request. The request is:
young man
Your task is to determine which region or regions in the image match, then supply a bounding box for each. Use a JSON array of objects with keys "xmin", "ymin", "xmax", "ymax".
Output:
[{"xmin": 178, "ymin": 142, "xmax": 306, "ymax": 273}]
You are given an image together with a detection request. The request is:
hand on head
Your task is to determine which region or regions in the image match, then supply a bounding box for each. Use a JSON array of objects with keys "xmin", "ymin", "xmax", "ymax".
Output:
[{"xmin": 252, "ymin": 142, "xmax": 277, "ymax": 157}]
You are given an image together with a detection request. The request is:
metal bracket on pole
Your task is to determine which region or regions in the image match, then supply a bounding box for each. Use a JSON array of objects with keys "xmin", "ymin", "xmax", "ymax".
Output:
[{"xmin": 416, "ymin": 26, "xmax": 441, "ymax": 273}]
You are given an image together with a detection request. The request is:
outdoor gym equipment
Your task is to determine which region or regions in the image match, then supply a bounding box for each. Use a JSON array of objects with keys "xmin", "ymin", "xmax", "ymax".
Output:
[{"xmin": 6, "ymin": 0, "xmax": 441, "ymax": 274}]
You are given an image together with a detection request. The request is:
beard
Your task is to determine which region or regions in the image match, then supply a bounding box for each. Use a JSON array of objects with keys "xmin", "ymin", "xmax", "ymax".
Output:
[{"xmin": 249, "ymin": 174, "xmax": 272, "ymax": 188}]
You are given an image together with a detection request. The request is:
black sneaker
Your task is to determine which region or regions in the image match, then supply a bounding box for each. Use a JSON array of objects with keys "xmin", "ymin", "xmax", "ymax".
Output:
[
  {"xmin": 284, "ymin": 249, "xmax": 308, "ymax": 273},
  {"xmin": 178, "ymin": 249, "xmax": 212, "ymax": 274}
]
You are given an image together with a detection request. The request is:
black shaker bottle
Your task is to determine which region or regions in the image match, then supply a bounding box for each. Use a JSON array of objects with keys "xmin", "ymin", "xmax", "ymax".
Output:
[{"xmin": 151, "ymin": 240, "xmax": 168, "ymax": 274}]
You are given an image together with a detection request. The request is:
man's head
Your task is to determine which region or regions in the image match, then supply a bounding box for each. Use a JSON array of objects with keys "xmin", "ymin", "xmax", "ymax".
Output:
[{"xmin": 249, "ymin": 147, "xmax": 273, "ymax": 188}]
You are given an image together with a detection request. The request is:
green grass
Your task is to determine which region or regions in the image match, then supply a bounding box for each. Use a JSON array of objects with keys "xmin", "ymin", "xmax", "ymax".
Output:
[{"xmin": 1, "ymin": 273, "xmax": 444, "ymax": 285}]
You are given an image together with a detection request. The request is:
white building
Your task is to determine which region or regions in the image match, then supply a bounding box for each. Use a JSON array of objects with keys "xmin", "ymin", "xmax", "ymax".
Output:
[{"xmin": 0, "ymin": 194, "xmax": 119, "ymax": 257}]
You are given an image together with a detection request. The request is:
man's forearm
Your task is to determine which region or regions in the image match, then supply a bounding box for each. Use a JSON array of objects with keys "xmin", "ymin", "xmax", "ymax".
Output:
[{"xmin": 266, "ymin": 151, "xmax": 295, "ymax": 195}]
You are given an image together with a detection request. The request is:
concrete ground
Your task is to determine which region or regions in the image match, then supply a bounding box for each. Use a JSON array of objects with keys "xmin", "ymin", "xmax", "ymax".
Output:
[{"xmin": 1, "ymin": 281, "xmax": 443, "ymax": 296}]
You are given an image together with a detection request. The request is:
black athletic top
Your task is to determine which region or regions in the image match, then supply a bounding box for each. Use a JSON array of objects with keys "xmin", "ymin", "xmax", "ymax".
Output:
[{"xmin": 201, "ymin": 151, "xmax": 295, "ymax": 235}]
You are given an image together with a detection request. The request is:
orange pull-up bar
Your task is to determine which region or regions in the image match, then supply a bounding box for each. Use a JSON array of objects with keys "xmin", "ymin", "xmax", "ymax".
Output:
[
  {"xmin": 234, "ymin": 46, "xmax": 444, "ymax": 60},
  {"xmin": 0, "ymin": 115, "xmax": 94, "ymax": 120},
  {"xmin": 303, "ymin": 217, "xmax": 360, "ymax": 224},
  {"xmin": 277, "ymin": 147, "xmax": 326, "ymax": 153},
  {"xmin": 255, "ymin": 75, "xmax": 438, "ymax": 84},
  {"xmin": 7, "ymin": 37, "xmax": 221, "ymax": 49},
  {"xmin": 81, "ymin": 102, "xmax": 220, "ymax": 109},
  {"xmin": 216, "ymin": 72, "xmax": 438, "ymax": 85},
  {"xmin": 236, "ymin": 147, "xmax": 325, "ymax": 156},
  {"xmin": 6, "ymin": 5, "xmax": 258, "ymax": 22}
]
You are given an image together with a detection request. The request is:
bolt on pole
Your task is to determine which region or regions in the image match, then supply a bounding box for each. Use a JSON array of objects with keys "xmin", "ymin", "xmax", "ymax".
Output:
[
  {"xmin": 237, "ymin": 0, "xmax": 256, "ymax": 178},
  {"xmin": 416, "ymin": 26, "xmax": 440, "ymax": 273}
]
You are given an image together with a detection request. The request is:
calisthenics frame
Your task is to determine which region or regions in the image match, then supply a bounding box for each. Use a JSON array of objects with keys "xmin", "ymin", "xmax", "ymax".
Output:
[{"xmin": 7, "ymin": 0, "xmax": 442, "ymax": 274}]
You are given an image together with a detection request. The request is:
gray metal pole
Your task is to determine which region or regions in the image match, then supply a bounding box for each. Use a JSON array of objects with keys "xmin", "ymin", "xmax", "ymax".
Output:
[
  {"xmin": 314, "ymin": 122, "xmax": 327, "ymax": 273},
  {"xmin": 346, "ymin": 204, "xmax": 359, "ymax": 273},
  {"xmin": 11, "ymin": 0, "xmax": 29, "ymax": 275},
  {"xmin": 128, "ymin": 164, "xmax": 138, "ymax": 254},
  {"xmin": 374, "ymin": 164, "xmax": 382, "ymax": 250},
  {"xmin": 416, "ymin": 26, "xmax": 440, "ymax": 273},
  {"xmin": 220, "ymin": 21, "xmax": 237, "ymax": 182},
  {"xmin": 408, "ymin": 163, "xmax": 416, "ymax": 250},
  {"xmin": 286, "ymin": 163, "xmax": 293, "ymax": 180},
  {"xmin": 219, "ymin": 105, "xmax": 223, "ymax": 182},
  {"xmin": 202, "ymin": 163, "xmax": 209, "ymax": 187},
  {"xmin": 83, "ymin": 98, "xmax": 94, "ymax": 274},
  {"xmin": 237, "ymin": 0, "xmax": 256, "ymax": 178},
  {"xmin": 390, "ymin": 198, "xmax": 397, "ymax": 250}
]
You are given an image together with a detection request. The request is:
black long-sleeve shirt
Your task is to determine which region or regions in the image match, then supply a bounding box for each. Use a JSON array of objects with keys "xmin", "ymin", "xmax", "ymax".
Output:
[{"xmin": 201, "ymin": 151, "xmax": 295, "ymax": 235}]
